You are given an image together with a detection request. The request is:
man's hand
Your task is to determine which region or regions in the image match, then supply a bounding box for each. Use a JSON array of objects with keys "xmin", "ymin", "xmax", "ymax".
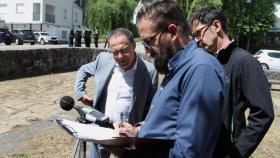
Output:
[
  {"xmin": 113, "ymin": 122, "xmax": 141, "ymax": 137},
  {"xmin": 80, "ymin": 95, "xmax": 93, "ymax": 105}
]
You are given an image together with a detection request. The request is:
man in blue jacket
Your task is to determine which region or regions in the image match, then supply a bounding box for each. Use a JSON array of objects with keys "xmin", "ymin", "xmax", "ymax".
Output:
[{"xmin": 114, "ymin": 1, "xmax": 228, "ymax": 157}]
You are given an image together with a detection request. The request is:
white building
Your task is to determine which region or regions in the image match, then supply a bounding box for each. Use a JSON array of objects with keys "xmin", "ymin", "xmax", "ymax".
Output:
[{"xmin": 0, "ymin": 0, "xmax": 83, "ymax": 43}]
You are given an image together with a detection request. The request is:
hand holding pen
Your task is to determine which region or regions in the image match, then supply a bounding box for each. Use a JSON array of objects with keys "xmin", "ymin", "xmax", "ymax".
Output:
[{"xmin": 113, "ymin": 112, "xmax": 140, "ymax": 137}]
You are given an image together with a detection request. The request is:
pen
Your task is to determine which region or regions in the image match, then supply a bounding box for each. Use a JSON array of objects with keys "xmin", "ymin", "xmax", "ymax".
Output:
[{"xmin": 120, "ymin": 112, "xmax": 124, "ymax": 127}]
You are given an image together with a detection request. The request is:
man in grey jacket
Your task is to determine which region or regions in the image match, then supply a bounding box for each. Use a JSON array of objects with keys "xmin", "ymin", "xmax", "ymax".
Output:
[{"xmin": 74, "ymin": 28, "xmax": 158, "ymax": 158}]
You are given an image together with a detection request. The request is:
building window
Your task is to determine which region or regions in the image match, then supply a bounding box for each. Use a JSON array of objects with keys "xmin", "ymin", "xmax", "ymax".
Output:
[
  {"xmin": 33, "ymin": 3, "xmax": 41, "ymax": 21},
  {"xmin": 63, "ymin": 9, "xmax": 67, "ymax": 19},
  {"xmin": 45, "ymin": 4, "xmax": 55, "ymax": 23},
  {"xmin": 0, "ymin": 3, "xmax": 7, "ymax": 8},
  {"xmin": 0, "ymin": 4, "xmax": 8, "ymax": 14},
  {"xmin": 16, "ymin": 3, "xmax": 24, "ymax": 13}
]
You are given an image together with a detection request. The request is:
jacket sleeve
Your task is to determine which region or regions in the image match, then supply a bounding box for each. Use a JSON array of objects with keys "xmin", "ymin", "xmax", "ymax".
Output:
[
  {"xmin": 74, "ymin": 55, "xmax": 101, "ymax": 100},
  {"xmin": 169, "ymin": 65, "xmax": 227, "ymax": 158},
  {"xmin": 232, "ymin": 56, "xmax": 274, "ymax": 157}
]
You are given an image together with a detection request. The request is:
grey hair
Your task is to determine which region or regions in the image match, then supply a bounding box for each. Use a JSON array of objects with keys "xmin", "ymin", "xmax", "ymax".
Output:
[{"xmin": 108, "ymin": 28, "xmax": 135, "ymax": 45}]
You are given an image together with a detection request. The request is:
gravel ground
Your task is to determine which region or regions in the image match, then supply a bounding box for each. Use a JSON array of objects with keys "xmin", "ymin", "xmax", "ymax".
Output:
[{"xmin": 0, "ymin": 70, "xmax": 279, "ymax": 157}]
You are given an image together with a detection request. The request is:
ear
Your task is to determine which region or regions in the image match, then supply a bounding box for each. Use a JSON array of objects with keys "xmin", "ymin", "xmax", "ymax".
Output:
[
  {"xmin": 212, "ymin": 20, "xmax": 222, "ymax": 33},
  {"xmin": 167, "ymin": 24, "xmax": 178, "ymax": 40}
]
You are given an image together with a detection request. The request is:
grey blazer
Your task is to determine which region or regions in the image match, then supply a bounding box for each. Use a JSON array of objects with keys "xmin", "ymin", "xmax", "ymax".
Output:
[{"xmin": 74, "ymin": 52, "xmax": 158, "ymax": 125}]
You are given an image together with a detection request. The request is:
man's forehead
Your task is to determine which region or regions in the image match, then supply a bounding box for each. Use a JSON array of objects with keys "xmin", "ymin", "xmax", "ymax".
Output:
[
  {"xmin": 109, "ymin": 35, "xmax": 129, "ymax": 49},
  {"xmin": 137, "ymin": 19, "xmax": 157, "ymax": 37}
]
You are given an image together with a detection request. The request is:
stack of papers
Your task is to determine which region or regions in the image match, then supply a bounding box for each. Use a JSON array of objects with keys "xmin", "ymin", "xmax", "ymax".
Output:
[{"xmin": 56, "ymin": 119, "xmax": 119, "ymax": 140}]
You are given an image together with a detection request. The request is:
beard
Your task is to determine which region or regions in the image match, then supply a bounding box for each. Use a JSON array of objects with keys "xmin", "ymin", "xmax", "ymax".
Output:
[{"xmin": 154, "ymin": 41, "xmax": 175, "ymax": 75}]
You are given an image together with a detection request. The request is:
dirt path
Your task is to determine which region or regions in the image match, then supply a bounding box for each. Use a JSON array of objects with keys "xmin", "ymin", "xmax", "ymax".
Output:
[{"xmin": 0, "ymin": 72, "xmax": 279, "ymax": 157}]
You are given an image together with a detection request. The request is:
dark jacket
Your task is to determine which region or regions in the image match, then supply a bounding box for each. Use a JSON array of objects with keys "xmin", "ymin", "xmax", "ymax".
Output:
[{"xmin": 213, "ymin": 41, "xmax": 274, "ymax": 158}]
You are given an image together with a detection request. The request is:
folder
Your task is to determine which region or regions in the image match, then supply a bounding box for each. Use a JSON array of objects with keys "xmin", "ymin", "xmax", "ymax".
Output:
[{"xmin": 56, "ymin": 119, "xmax": 175, "ymax": 158}]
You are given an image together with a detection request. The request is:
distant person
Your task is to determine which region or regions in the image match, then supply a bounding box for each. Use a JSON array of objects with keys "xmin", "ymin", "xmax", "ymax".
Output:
[
  {"xmin": 114, "ymin": 1, "xmax": 228, "ymax": 157},
  {"xmin": 93, "ymin": 27, "xmax": 99, "ymax": 48},
  {"xmin": 68, "ymin": 25, "xmax": 75, "ymax": 47},
  {"xmin": 103, "ymin": 31, "xmax": 110, "ymax": 49},
  {"xmin": 190, "ymin": 6, "xmax": 274, "ymax": 158},
  {"xmin": 74, "ymin": 28, "xmax": 158, "ymax": 158},
  {"xmin": 83, "ymin": 27, "xmax": 92, "ymax": 48},
  {"xmin": 74, "ymin": 25, "xmax": 82, "ymax": 47}
]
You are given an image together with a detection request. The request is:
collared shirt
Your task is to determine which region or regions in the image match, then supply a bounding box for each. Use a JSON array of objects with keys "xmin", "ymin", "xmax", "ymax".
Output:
[
  {"xmin": 138, "ymin": 40, "xmax": 228, "ymax": 158},
  {"xmin": 104, "ymin": 58, "xmax": 138, "ymax": 123}
]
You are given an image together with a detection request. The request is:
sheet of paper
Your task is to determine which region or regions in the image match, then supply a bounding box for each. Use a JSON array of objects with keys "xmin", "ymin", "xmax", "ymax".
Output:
[{"xmin": 56, "ymin": 119, "xmax": 119, "ymax": 140}]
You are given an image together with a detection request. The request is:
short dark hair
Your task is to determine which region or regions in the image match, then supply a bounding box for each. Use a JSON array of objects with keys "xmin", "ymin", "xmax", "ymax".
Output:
[
  {"xmin": 136, "ymin": 0, "xmax": 191, "ymax": 36},
  {"xmin": 189, "ymin": 6, "xmax": 228, "ymax": 33},
  {"xmin": 108, "ymin": 28, "xmax": 135, "ymax": 45}
]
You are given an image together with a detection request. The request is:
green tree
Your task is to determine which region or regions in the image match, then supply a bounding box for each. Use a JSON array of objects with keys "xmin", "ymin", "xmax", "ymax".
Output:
[
  {"xmin": 222, "ymin": 0, "xmax": 278, "ymax": 51},
  {"xmin": 87, "ymin": 0, "xmax": 138, "ymax": 35},
  {"xmin": 176, "ymin": 0, "xmax": 222, "ymax": 18}
]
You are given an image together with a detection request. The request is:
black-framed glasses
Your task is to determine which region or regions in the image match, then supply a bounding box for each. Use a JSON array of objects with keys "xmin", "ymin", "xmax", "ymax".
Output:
[
  {"xmin": 110, "ymin": 45, "xmax": 130, "ymax": 56},
  {"xmin": 192, "ymin": 25, "xmax": 210, "ymax": 41},
  {"xmin": 141, "ymin": 31, "xmax": 163, "ymax": 49}
]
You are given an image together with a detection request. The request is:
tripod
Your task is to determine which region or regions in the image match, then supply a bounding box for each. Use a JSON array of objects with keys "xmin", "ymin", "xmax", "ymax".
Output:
[
  {"xmin": 72, "ymin": 139, "xmax": 87, "ymax": 158},
  {"xmin": 70, "ymin": 116, "xmax": 87, "ymax": 158},
  {"xmin": 71, "ymin": 116, "xmax": 102, "ymax": 158}
]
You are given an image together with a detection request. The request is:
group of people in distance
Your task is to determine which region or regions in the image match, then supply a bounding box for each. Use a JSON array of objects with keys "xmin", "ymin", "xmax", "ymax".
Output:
[
  {"xmin": 68, "ymin": 25, "xmax": 99, "ymax": 48},
  {"xmin": 73, "ymin": 0, "xmax": 274, "ymax": 158}
]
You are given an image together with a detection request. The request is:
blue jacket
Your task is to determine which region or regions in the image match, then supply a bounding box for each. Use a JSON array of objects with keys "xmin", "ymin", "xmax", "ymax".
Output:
[{"xmin": 138, "ymin": 41, "xmax": 228, "ymax": 158}]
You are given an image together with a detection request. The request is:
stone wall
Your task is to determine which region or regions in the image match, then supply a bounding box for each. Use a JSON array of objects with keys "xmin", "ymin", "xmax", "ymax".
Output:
[
  {"xmin": 265, "ymin": 70, "xmax": 280, "ymax": 84},
  {"xmin": 0, "ymin": 48, "xmax": 105, "ymax": 81},
  {"xmin": 1, "ymin": 48, "xmax": 280, "ymax": 82}
]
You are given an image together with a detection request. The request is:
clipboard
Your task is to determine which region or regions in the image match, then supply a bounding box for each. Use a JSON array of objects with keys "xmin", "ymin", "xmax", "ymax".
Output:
[{"xmin": 56, "ymin": 119, "xmax": 175, "ymax": 158}]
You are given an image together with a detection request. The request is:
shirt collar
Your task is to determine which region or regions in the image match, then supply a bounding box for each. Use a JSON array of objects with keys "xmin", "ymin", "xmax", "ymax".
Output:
[
  {"xmin": 216, "ymin": 40, "xmax": 238, "ymax": 64},
  {"xmin": 215, "ymin": 39, "xmax": 235, "ymax": 56},
  {"xmin": 168, "ymin": 40, "xmax": 198, "ymax": 70}
]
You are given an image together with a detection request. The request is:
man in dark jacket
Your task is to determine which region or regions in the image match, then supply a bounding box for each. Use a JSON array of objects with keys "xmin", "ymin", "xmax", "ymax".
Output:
[
  {"xmin": 93, "ymin": 26, "xmax": 99, "ymax": 48},
  {"xmin": 68, "ymin": 25, "xmax": 75, "ymax": 47},
  {"xmin": 74, "ymin": 25, "xmax": 82, "ymax": 47},
  {"xmin": 83, "ymin": 27, "xmax": 92, "ymax": 48},
  {"xmin": 190, "ymin": 6, "xmax": 274, "ymax": 158}
]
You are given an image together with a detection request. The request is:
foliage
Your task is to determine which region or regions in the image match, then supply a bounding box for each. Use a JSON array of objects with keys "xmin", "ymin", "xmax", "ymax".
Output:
[
  {"xmin": 177, "ymin": 0, "xmax": 222, "ymax": 18},
  {"xmin": 221, "ymin": 0, "xmax": 278, "ymax": 50},
  {"xmin": 222, "ymin": 0, "xmax": 277, "ymax": 37},
  {"xmin": 86, "ymin": 0, "xmax": 138, "ymax": 35}
]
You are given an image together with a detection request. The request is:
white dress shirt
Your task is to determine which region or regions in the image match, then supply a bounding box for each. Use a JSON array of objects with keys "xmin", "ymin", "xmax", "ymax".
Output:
[{"xmin": 104, "ymin": 59, "xmax": 138, "ymax": 123}]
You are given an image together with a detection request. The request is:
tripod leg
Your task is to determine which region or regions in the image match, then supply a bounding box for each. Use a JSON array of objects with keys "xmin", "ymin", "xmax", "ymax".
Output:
[
  {"xmin": 79, "ymin": 141, "xmax": 86, "ymax": 158},
  {"xmin": 72, "ymin": 139, "xmax": 80, "ymax": 158}
]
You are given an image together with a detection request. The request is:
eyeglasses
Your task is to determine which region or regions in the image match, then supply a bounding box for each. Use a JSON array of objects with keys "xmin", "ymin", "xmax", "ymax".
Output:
[
  {"xmin": 141, "ymin": 31, "xmax": 163, "ymax": 49},
  {"xmin": 192, "ymin": 25, "xmax": 210, "ymax": 41},
  {"xmin": 110, "ymin": 45, "xmax": 130, "ymax": 56}
]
